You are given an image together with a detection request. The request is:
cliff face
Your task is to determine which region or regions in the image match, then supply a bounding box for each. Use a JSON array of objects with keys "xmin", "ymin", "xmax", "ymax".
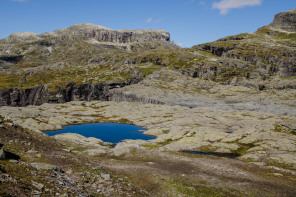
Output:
[
  {"xmin": 3, "ymin": 23, "xmax": 171, "ymax": 47},
  {"xmin": 0, "ymin": 83, "xmax": 129, "ymax": 107},
  {"xmin": 0, "ymin": 84, "xmax": 108, "ymax": 107},
  {"xmin": 64, "ymin": 23, "xmax": 170, "ymax": 43}
]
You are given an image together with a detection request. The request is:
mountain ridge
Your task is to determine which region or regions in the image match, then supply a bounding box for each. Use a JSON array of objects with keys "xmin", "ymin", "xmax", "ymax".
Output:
[{"xmin": 0, "ymin": 9, "xmax": 295, "ymax": 106}]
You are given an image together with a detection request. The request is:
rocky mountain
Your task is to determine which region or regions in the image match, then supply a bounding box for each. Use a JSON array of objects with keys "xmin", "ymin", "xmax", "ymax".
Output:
[
  {"xmin": 0, "ymin": 24, "xmax": 178, "ymax": 106},
  {"xmin": 0, "ymin": 9, "xmax": 295, "ymax": 106},
  {"xmin": 1, "ymin": 9, "xmax": 296, "ymax": 197},
  {"xmin": 193, "ymin": 8, "xmax": 296, "ymax": 80}
]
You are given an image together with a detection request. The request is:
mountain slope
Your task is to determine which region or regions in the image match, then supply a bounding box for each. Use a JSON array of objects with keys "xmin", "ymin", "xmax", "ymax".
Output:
[
  {"xmin": 193, "ymin": 8, "xmax": 296, "ymax": 80},
  {"xmin": 0, "ymin": 9, "xmax": 295, "ymax": 106}
]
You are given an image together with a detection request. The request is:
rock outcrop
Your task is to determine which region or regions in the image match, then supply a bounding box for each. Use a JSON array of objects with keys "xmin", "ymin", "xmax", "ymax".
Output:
[
  {"xmin": 0, "ymin": 82, "xmax": 125, "ymax": 107},
  {"xmin": 63, "ymin": 23, "xmax": 171, "ymax": 43},
  {"xmin": 193, "ymin": 9, "xmax": 296, "ymax": 79},
  {"xmin": 3, "ymin": 23, "xmax": 173, "ymax": 48},
  {"xmin": 110, "ymin": 90, "xmax": 165, "ymax": 105},
  {"xmin": 270, "ymin": 8, "xmax": 296, "ymax": 31}
]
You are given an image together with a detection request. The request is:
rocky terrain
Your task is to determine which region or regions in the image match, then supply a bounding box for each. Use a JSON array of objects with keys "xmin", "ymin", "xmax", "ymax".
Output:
[
  {"xmin": 1, "ymin": 104, "xmax": 296, "ymax": 196},
  {"xmin": 0, "ymin": 9, "xmax": 295, "ymax": 107},
  {"xmin": 0, "ymin": 8, "xmax": 296, "ymax": 197}
]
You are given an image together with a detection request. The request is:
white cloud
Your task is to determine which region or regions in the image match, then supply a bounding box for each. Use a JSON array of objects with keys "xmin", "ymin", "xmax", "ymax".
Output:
[
  {"xmin": 146, "ymin": 17, "xmax": 160, "ymax": 24},
  {"xmin": 11, "ymin": 0, "xmax": 27, "ymax": 2},
  {"xmin": 212, "ymin": 0, "xmax": 262, "ymax": 15},
  {"xmin": 146, "ymin": 17, "xmax": 153, "ymax": 23}
]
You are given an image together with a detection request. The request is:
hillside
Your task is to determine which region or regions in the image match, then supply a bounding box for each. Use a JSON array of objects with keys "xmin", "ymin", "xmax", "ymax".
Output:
[
  {"xmin": 193, "ymin": 8, "xmax": 296, "ymax": 81},
  {"xmin": 0, "ymin": 9, "xmax": 295, "ymax": 106}
]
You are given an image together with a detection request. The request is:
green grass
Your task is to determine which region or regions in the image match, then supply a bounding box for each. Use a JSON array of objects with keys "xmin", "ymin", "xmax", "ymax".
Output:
[{"xmin": 142, "ymin": 144, "xmax": 160, "ymax": 148}]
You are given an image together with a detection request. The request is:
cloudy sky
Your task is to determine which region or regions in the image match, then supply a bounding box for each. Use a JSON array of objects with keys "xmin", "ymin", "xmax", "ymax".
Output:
[{"xmin": 1, "ymin": 0, "xmax": 295, "ymax": 47}]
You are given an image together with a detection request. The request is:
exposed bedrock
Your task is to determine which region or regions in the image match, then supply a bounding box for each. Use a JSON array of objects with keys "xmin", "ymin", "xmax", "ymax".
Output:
[
  {"xmin": 5, "ymin": 23, "xmax": 171, "ymax": 45},
  {"xmin": 64, "ymin": 23, "xmax": 171, "ymax": 43},
  {"xmin": 270, "ymin": 8, "xmax": 296, "ymax": 32},
  {"xmin": 192, "ymin": 45, "xmax": 296, "ymax": 78},
  {"xmin": 110, "ymin": 90, "xmax": 165, "ymax": 105},
  {"xmin": 0, "ymin": 83, "xmax": 122, "ymax": 107}
]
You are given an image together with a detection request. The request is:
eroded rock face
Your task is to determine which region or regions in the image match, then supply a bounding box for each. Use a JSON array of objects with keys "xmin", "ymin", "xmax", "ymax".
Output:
[
  {"xmin": 69, "ymin": 24, "xmax": 170, "ymax": 43},
  {"xmin": 60, "ymin": 23, "xmax": 171, "ymax": 43},
  {"xmin": 0, "ymin": 83, "xmax": 115, "ymax": 106},
  {"xmin": 0, "ymin": 76, "xmax": 148, "ymax": 106},
  {"xmin": 270, "ymin": 9, "xmax": 296, "ymax": 32},
  {"xmin": 5, "ymin": 23, "xmax": 171, "ymax": 45}
]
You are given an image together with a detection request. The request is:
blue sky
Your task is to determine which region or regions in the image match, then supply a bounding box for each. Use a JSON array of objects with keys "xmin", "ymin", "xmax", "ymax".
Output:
[{"xmin": 1, "ymin": 0, "xmax": 295, "ymax": 47}]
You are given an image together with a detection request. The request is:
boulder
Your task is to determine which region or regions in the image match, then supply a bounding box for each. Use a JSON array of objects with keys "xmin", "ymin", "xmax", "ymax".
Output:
[
  {"xmin": 112, "ymin": 141, "xmax": 145, "ymax": 157},
  {"xmin": 30, "ymin": 163, "xmax": 63, "ymax": 172}
]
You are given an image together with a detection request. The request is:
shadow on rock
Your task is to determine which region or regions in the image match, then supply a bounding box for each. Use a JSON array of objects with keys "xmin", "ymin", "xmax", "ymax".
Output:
[{"xmin": 0, "ymin": 150, "xmax": 20, "ymax": 160}]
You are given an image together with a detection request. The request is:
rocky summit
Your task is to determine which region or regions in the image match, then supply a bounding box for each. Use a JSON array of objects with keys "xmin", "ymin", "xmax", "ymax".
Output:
[
  {"xmin": 270, "ymin": 8, "xmax": 296, "ymax": 32},
  {"xmin": 0, "ymin": 10, "xmax": 296, "ymax": 197}
]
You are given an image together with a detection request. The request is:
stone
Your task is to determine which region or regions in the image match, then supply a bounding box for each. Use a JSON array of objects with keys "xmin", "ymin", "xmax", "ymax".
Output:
[
  {"xmin": 269, "ymin": 154, "xmax": 296, "ymax": 166},
  {"xmin": 54, "ymin": 133, "xmax": 108, "ymax": 148},
  {"xmin": 212, "ymin": 143, "xmax": 240, "ymax": 151},
  {"xmin": 100, "ymin": 173, "xmax": 111, "ymax": 181},
  {"xmin": 30, "ymin": 163, "xmax": 63, "ymax": 172},
  {"xmin": 273, "ymin": 173, "xmax": 283, "ymax": 177},
  {"xmin": 32, "ymin": 181, "xmax": 44, "ymax": 191},
  {"xmin": 0, "ymin": 149, "xmax": 6, "ymax": 160},
  {"xmin": 214, "ymin": 148, "xmax": 232, "ymax": 153},
  {"xmin": 112, "ymin": 142, "xmax": 144, "ymax": 157},
  {"xmin": 143, "ymin": 128, "xmax": 165, "ymax": 136},
  {"xmin": 35, "ymin": 154, "xmax": 42, "ymax": 158}
]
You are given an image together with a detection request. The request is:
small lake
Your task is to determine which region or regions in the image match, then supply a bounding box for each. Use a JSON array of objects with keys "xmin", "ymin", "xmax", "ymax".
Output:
[{"xmin": 45, "ymin": 123, "xmax": 155, "ymax": 143}]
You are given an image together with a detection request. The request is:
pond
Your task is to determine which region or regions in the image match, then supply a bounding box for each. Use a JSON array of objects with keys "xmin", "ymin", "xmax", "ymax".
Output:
[
  {"xmin": 45, "ymin": 123, "xmax": 155, "ymax": 143},
  {"xmin": 184, "ymin": 151, "xmax": 239, "ymax": 159}
]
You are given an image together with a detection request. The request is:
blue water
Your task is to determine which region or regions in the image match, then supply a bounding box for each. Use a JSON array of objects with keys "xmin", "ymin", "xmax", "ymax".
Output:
[
  {"xmin": 185, "ymin": 151, "xmax": 238, "ymax": 159},
  {"xmin": 187, "ymin": 152, "xmax": 215, "ymax": 156},
  {"xmin": 45, "ymin": 123, "xmax": 155, "ymax": 143}
]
